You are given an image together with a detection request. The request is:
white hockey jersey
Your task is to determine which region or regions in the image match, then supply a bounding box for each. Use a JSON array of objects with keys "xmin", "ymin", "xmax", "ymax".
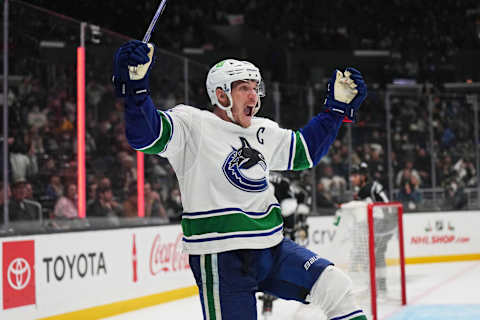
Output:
[{"xmin": 136, "ymin": 105, "xmax": 314, "ymax": 254}]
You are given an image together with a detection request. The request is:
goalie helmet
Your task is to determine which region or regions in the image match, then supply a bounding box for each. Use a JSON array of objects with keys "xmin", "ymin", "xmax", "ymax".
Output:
[{"xmin": 206, "ymin": 59, "xmax": 265, "ymax": 121}]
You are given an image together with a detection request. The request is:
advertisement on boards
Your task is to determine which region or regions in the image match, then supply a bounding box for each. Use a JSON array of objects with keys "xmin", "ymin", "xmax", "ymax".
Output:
[
  {"xmin": 404, "ymin": 212, "xmax": 479, "ymax": 257},
  {"xmin": 2, "ymin": 240, "xmax": 36, "ymax": 310}
]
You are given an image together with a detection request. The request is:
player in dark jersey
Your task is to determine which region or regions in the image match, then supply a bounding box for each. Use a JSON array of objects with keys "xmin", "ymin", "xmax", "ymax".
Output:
[
  {"xmin": 350, "ymin": 162, "xmax": 395, "ymax": 293},
  {"xmin": 351, "ymin": 162, "xmax": 389, "ymax": 203}
]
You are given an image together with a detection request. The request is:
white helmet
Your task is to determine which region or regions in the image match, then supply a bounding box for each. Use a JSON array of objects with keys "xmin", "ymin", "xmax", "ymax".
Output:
[{"xmin": 206, "ymin": 59, "xmax": 265, "ymax": 121}]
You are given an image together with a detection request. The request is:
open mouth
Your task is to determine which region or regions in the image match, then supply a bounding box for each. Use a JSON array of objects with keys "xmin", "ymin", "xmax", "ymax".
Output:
[{"xmin": 245, "ymin": 106, "xmax": 254, "ymax": 117}]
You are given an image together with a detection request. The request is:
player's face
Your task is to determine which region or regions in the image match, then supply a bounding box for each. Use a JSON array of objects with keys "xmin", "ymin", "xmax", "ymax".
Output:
[{"xmin": 230, "ymin": 80, "xmax": 259, "ymax": 128}]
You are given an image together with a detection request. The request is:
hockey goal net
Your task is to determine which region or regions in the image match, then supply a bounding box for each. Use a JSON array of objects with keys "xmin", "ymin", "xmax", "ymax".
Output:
[{"xmin": 332, "ymin": 201, "xmax": 406, "ymax": 320}]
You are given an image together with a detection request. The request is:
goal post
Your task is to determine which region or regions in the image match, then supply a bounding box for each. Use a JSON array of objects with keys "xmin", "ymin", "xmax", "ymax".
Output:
[
  {"xmin": 367, "ymin": 202, "xmax": 406, "ymax": 320},
  {"xmin": 333, "ymin": 201, "xmax": 407, "ymax": 320}
]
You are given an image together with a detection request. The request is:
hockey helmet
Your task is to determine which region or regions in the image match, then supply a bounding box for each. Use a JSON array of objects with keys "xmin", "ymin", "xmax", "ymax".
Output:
[{"xmin": 206, "ymin": 59, "xmax": 265, "ymax": 121}]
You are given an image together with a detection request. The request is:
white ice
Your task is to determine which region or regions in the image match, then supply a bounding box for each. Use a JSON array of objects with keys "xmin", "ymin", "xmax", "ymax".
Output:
[{"xmin": 103, "ymin": 260, "xmax": 480, "ymax": 320}]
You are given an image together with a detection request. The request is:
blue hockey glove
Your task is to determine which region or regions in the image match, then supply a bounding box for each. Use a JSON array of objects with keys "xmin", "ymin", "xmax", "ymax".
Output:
[
  {"xmin": 324, "ymin": 67, "xmax": 367, "ymax": 122},
  {"xmin": 112, "ymin": 40, "xmax": 155, "ymax": 97}
]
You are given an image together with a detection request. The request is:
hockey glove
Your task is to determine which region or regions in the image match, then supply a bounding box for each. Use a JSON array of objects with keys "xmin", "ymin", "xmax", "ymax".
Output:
[
  {"xmin": 112, "ymin": 40, "xmax": 155, "ymax": 97},
  {"xmin": 324, "ymin": 67, "xmax": 367, "ymax": 122}
]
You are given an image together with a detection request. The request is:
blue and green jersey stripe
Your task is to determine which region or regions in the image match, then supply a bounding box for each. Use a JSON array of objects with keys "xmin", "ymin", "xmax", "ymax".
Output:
[
  {"xmin": 137, "ymin": 110, "xmax": 173, "ymax": 154},
  {"xmin": 182, "ymin": 206, "xmax": 283, "ymax": 238}
]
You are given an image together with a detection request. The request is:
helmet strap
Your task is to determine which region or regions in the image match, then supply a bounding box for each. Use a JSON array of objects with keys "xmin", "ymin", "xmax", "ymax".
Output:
[
  {"xmin": 253, "ymin": 98, "xmax": 261, "ymax": 116},
  {"xmin": 225, "ymin": 92, "xmax": 235, "ymax": 122},
  {"xmin": 216, "ymin": 92, "xmax": 236, "ymax": 123}
]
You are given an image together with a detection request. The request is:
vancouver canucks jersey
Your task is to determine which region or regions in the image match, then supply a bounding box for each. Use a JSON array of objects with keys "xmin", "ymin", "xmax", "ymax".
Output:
[{"xmin": 125, "ymin": 95, "xmax": 343, "ymax": 254}]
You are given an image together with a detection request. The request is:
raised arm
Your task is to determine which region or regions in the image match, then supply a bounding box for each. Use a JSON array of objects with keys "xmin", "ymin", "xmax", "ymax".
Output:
[
  {"xmin": 113, "ymin": 40, "xmax": 163, "ymax": 151},
  {"xmin": 290, "ymin": 68, "xmax": 367, "ymax": 170}
]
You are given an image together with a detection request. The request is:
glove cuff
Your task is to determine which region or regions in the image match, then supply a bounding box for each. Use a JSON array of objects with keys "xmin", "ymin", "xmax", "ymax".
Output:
[
  {"xmin": 325, "ymin": 96, "xmax": 357, "ymax": 122},
  {"xmin": 113, "ymin": 77, "xmax": 150, "ymax": 97}
]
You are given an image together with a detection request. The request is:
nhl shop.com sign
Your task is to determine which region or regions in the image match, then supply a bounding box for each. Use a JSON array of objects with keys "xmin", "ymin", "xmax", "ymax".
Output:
[{"xmin": 2, "ymin": 240, "xmax": 36, "ymax": 309}]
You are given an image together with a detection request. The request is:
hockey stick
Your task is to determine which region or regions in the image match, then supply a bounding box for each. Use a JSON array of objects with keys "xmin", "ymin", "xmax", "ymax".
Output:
[
  {"xmin": 134, "ymin": 0, "xmax": 169, "ymax": 137},
  {"xmin": 142, "ymin": 0, "xmax": 168, "ymax": 43}
]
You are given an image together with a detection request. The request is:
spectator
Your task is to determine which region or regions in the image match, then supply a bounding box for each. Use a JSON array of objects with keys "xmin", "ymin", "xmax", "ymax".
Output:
[
  {"xmin": 87, "ymin": 185, "xmax": 122, "ymax": 218},
  {"xmin": 395, "ymin": 160, "xmax": 421, "ymax": 188},
  {"xmin": 99, "ymin": 176, "xmax": 112, "ymax": 189},
  {"xmin": 330, "ymin": 152, "xmax": 348, "ymax": 179},
  {"xmin": 436, "ymin": 154, "xmax": 454, "ymax": 186},
  {"xmin": 122, "ymin": 182, "xmax": 138, "ymax": 218},
  {"xmin": 443, "ymin": 178, "xmax": 468, "ymax": 210},
  {"xmin": 165, "ymin": 186, "xmax": 182, "ymax": 223},
  {"xmin": 0, "ymin": 183, "xmax": 11, "ymax": 208},
  {"xmin": 115, "ymin": 152, "xmax": 137, "ymax": 200},
  {"xmin": 453, "ymin": 157, "xmax": 477, "ymax": 188},
  {"xmin": 24, "ymin": 182, "xmax": 34, "ymax": 200},
  {"xmin": 0, "ymin": 180, "xmax": 42, "ymax": 223},
  {"xmin": 414, "ymin": 147, "xmax": 431, "ymax": 187},
  {"xmin": 319, "ymin": 164, "xmax": 347, "ymax": 204},
  {"xmin": 27, "ymin": 105, "xmax": 48, "ymax": 130},
  {"xmin": 87, "ymin": 182, "xmax": 98, "ymax": 207},
  {"xmin": 396, "ymin": 180, "xmax": 422, "ymax": 212},
  {"xmin": 368, "ymin": 145, "xmax": 387, "ymax": 187},
  {"xmin": 315, "ymin": 182, "xmax": 336, "ymax": 215},
  {"xmin": 27, "ymin": 127, "xmax": 45, "ymax": 155},
  {"xmin": 144, "ymin": 182, "xmax": 168, "ymax": 220},
  {"xmin": 45, "ymin": 175, "xmax": 64, "ymax": 202},
  {"xmin": 9, "ymin": 138, "xmax": 38, "ymax": 184},
  {"xmin": 53, "ymin": 183, "xmax": 78, "ymax": 219},
  {"xmin": 37, "ymin": 156, "xmax": 57, "ymax": 185}
]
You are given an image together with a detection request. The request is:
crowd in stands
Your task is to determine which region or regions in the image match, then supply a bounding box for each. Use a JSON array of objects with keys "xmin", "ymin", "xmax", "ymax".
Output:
[
  {"xmin": 1, "ymin": 1, "xmax": 480, "ymax": 230},
  {"xmin": 1, "ymin": 70, "xmax": 182, "ymax": 228},
  {"xmin": 314, "ymin": 93, "xmax": 478, "ymax": 213},
  {"xmin": 22, "ymin": 0, "xmax": 480, "ymax": 84}
]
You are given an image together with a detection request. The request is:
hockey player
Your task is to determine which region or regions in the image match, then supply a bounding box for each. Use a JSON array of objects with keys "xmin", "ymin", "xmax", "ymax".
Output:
[
  {"xmin": 113, "ymin": 40, "xmax": 367, "ymax": 320},
  {"xmin": 350, "ymin": 162, "xmax": 388, "ymax": 203},
  {"xmin": 268, "ymin": 172, "xmax": 310, "ymax": 242},
  {"xmin": 350, "ymin": 162, "xmax": 395, "ymax": 292}
]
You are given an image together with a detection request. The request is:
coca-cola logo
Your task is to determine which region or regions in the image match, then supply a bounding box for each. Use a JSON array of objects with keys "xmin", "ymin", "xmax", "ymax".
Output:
[
  {"xmin": 7, "ymin": 258, "xmax": 31, "ymax": 290},
  {"xmin": 149, "ymin": 233, "xmax": 189, "ymax": 275}
]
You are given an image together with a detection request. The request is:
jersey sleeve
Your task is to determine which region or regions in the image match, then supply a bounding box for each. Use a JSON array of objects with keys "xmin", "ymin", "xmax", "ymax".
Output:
[
  {"xmin": 268, "ymin": 111, "xmax": 343, "ymax": 171},
  {"xmin": 266, "ymin": 121, "xmax": 313, "ymax": 171},
  {"xmin": 124, "ymin": 93, "xmax": 194, "ymax": 157},
  {"xmin": 298, "ymin": 111, "xmax": 344, "ymax": 167}
]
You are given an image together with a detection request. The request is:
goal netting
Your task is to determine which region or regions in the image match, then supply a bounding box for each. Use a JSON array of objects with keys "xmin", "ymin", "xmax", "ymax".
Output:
[{"xmin": 332, "ymin": 201, "xmax": 406, "ymax": 320}]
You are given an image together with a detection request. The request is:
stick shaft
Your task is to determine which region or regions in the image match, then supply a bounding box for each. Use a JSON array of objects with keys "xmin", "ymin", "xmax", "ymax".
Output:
[{"xmin": 142, "ymin": 0, "xmax": 168, "ymax": 43}]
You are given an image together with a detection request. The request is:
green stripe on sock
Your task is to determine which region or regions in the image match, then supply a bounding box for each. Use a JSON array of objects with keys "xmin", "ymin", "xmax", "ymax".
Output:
[
  {"xmin": 140, "ymin": 111, "xmax": 172, "ymax": 154},
  {"xmin": 205, "ymin": 254, "xmax": 216, "ymax": 320}
]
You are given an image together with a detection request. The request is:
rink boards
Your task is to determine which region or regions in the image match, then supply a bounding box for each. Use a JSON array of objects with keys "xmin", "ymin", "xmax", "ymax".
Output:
[
  {"xmin": 1, "ymin": 211, "xmax": 479, "ymax": 320},
  {"xmin": 306, "ymin": 210, "xmax": 480, "ymax": 265},
  {"xmin": 0, "ymin": 225, "xmax": 197, "ymax": 320}
]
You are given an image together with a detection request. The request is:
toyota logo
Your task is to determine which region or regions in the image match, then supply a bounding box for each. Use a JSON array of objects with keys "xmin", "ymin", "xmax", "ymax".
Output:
[{"xmin": 7, "ymin": 258, "xmax": 31, "ymax": 290}]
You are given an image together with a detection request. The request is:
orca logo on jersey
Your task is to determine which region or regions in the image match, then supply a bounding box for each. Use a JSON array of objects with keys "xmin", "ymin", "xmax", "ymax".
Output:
[{"xmin": 222, "ymin": 137, "xmax": 268, "ymax": 192}]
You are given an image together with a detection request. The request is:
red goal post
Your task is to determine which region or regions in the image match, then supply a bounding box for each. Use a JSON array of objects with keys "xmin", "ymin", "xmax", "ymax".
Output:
[{"xmin": 333, "ymin": 201, "xmax": 407, "ymax": 320}]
